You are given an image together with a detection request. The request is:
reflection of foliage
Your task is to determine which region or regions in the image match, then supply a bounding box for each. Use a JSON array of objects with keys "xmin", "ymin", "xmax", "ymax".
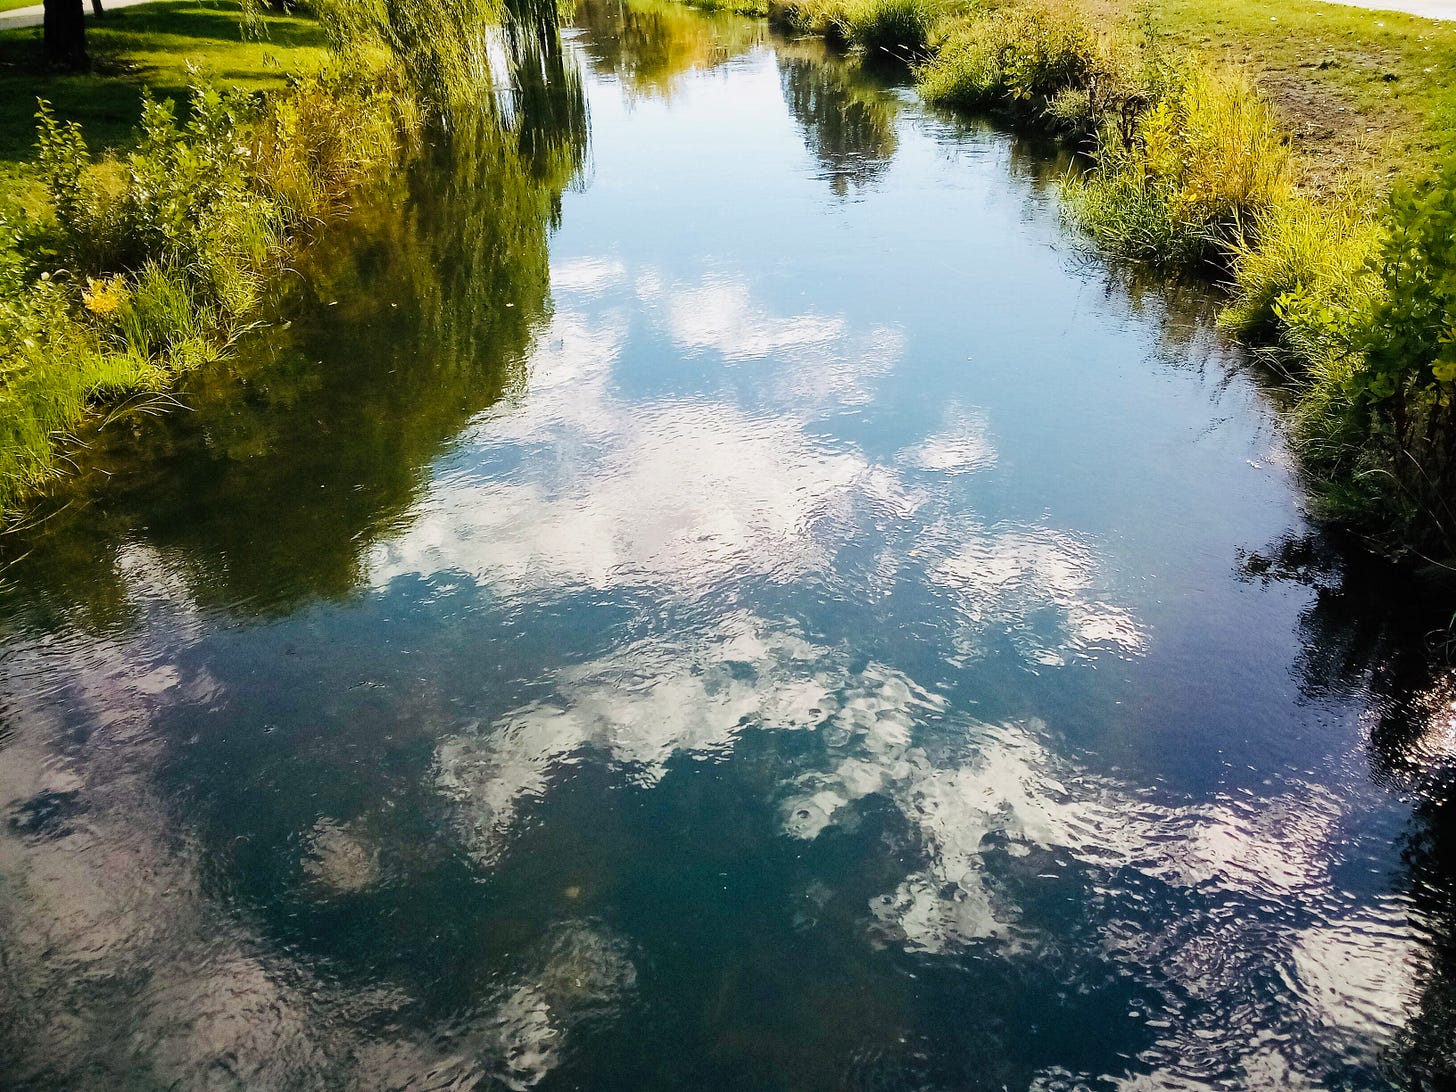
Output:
[
  {"xmin": 1236, "ymin": 531, "xmax": 1449, "ymax": 720},
  {"xmin": 572, "ymin": 0, "xmax": 764, "ymax": 100},
  {"xmin": 0, "ymin": 27, "xmax": 588, "ymax": 630},
  {"xmin": 1237, "ymin": 531, "xmax": 1456, "ymax": 1087},
  {"xmin": 775, "ymin": 44, "xmax": 898, "ymax": 197}
]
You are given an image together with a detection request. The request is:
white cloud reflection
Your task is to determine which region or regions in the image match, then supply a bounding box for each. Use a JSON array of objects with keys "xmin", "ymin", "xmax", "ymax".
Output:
[
  {"xmin": 779, "ymin": 690, "xmax": 1419, "ymax": 1083},
  {"xmin": 370, "ymin": 262, "xmax": 1143, "ymax": 681},
  {"xmin": 368, "ymin": 269, "xmax": 916, "ymax": 599},
  {"xmin": 436, "ymin": 611, "xmax": 836, "ymax": 865},
  {"xmin": 651, "ymin": 272, "xmax": 905, "ymax": 409},
  {"xmin": 902, "ymin": 408, "xmax": 997, "ymax": 474},
  {"xmin": 926, "ymin": 521, "xmax": 1147, "ymax": 665}
]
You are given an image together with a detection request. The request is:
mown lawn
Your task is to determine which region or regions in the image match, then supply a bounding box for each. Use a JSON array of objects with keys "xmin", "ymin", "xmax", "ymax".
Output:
[{"xmin": 0, "ymin": 0, "xmax": 328, "ymax": 167}]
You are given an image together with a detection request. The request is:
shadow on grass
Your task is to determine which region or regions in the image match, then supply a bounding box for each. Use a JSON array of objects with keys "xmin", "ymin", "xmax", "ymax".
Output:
[{"xmin": 0, "ymin": 0, "xmax": 325, "ymax": 164}]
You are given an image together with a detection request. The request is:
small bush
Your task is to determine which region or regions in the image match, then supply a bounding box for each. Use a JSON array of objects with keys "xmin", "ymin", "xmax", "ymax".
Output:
[{"xmin": 1336, "ymin": 158, "xmax": 1456, "ymax": 555}]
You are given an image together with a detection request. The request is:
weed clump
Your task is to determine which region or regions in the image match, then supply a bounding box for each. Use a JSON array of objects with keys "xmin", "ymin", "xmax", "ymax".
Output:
[
  {"xmin": 772, "ymin": 0, "xmax": 941, "ymax": 54},
  {"xmin": 844, "ymin": 0, "xmax": 937, "ymax": 55},
  {"xmin": 919, "ymin": 4, "xmax": 1098, "ymax": 115}
]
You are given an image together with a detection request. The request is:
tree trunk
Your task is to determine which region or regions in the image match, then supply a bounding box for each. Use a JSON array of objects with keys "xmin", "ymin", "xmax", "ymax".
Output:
[
  {"xmin": 90, "ymin": 0, "xmax": 104, "ymax": 16},
  {"xmin": 43, "ymin": 0, "xmax": 89, "ymax": 71}
]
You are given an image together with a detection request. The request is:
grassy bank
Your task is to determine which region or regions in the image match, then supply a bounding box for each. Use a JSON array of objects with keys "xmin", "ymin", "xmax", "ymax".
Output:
[
  {"xmin": 688, "ymin": 0, "xmax": 1456, "ymax": 571},
  {"xmin": 0, "ymin": 0, "xmax": 524, "ymax": 513},
  {"xmin": 0, "ymin": 2, "xmax": 330, "ymax": 170}
]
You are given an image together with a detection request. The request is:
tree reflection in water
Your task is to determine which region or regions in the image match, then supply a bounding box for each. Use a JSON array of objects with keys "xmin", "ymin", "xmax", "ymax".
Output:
[
  {"xmin": 0, "ymin": 14, "xmax": 588, "ymax": 631},
  {"xmin": 776, "ymin": 44, "xmax": 899, "ymax": 197},
  {"xmin": 1240, "ymin": 533, "xmax": 1456, "ymax": 1086},
  {"xmin": 571, "ymin": 0, "xmax": 764, "ymax": 101}
]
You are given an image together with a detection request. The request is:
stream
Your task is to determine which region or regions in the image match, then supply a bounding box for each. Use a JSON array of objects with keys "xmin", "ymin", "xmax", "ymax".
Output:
[{"xmin": 2, "ymin": 3, "xmax": 1455, "ymax": 1088}]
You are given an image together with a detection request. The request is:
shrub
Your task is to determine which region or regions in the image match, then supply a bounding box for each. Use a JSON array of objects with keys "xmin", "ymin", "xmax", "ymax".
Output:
[{"xmin": 1337, "ymin": 158, "xmax": 1456, "ymax": 555}]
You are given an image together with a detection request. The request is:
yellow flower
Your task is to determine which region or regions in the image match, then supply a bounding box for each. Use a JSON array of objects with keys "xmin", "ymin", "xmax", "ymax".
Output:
[{"xmin": 82, "ymin": 274, "xmax": 128, "ymax": 317}]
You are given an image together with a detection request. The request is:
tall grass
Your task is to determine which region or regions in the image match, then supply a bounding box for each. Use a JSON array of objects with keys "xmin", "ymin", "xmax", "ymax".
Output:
[
  {"xmin": 0, "ymin": 23, "xmax": 424, "ymax": 510},
  {"xmin": 919, "ymin": 3, "xmax": 1100, "ymax": 115},
  {"xmin": 842, "ymin": 0, "xmax": 937, "ymax": 56},
  {"xmin": 771, "ymin": 0, "xmax": 945, "ymax": 53},
  {"xmin": 1066, "ymin": 65, "xmax": 1293, "ymax": 267}
]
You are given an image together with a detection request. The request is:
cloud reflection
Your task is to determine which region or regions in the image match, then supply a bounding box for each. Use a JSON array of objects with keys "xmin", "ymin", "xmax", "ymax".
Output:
[
  {"xmin": 784, "ymin": 697, "xmax": 1417, "ymax": 1083},
  {"xmin": 436, "ymin": 612, "xmax": 835, "ymax": 864},
  {"xmin": 369, "ymin": 270, "xmax": 912, "ymax": 598},
  {"xmin": 926, "ymin": 521, "xmax": 1147, "ymax": 665},
  {"xmin": 902, "ymin": 409, "xmax": 997, "ymax": 474},
  {"xmin": 649, "ymin": 272, "xmax": 905, "ymax": 409}
]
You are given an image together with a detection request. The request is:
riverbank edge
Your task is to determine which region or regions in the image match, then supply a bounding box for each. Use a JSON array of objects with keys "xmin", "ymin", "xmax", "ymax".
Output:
[
  {"xmin": 0, "ymin": 0, "xmax": 521, "ymax": 520},
  {"xmin": 0, "ymin": 18, "xmax": 415, "ymax": 516},
  {"xmin": 680, "ymin": 0, "xmax": 1456, "ymax": 579}
]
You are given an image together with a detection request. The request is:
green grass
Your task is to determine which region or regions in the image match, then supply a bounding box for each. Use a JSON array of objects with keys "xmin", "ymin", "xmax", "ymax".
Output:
[
  {"xmin": 1084, "ymin": 0, "xmax": 1456, "ymax": 191},
  {"xmin": 0, "ymin": 0, "xmax": 329, "ymax": 166}
]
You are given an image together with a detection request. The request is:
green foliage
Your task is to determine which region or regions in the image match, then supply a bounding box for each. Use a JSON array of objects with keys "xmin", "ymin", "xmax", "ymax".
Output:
[
  {"xmin": 0, "ymin": 0, "xmax": 583, "ymax": 516},
  {"xmin": 757, "ymin": 0, "xmax": 1454, "ymax": 559},
  {"xmin": 0, "ymin": 66, "xmax": 414, "ymax": 511},
  {"xmin": 843, "ymin": 0, "xmax": 936, "ymax": 56},
  {"xmin": 311, "ymin": 0, "xmax": 506, "ymax": 121},
  {"xmin": 1218, "ymin": 150, "xmax": 1456, "ymax": 559},
  {"xmin": 34, "ymin": 102, "xmax": 88, "ymax": 236},
  {"xmin": 919, "ymin": 4, "xmax": 1097, "ymax": 113},
  {"xmin": 113, "ymin": 262, "xmax": 208, "ymax": 359},
  {"xmin": 1326, "ymin": 159, "xmax": 1456, "ymax": 556},
  {"xmin": 0, "ymin": 2, "xmax": 333, "ymax": 169},
  {"xmin": 1360, "ymin": 164, "xmax": 1456, "ymax": 401}
]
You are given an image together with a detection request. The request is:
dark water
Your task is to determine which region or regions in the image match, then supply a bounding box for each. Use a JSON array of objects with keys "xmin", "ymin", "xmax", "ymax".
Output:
[{"xmin": 4, "ymin": 4, "xmax": 1456, "ymax": 1088}]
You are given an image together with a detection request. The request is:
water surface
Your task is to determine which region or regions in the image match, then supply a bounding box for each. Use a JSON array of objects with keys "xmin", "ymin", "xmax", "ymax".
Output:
[{"xmin": 3, "ymin": 5, "xmax": 1456, "ymax": 1088}]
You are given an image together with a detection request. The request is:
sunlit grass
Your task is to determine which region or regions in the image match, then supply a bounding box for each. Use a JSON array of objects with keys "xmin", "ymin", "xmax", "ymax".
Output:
[
  {"xmin": 0, "ymin": 1, "xmax": 329, "ymax": 164},
  {"xmin": 1080, "ymin": 0, "xmax": 1456, "ymax": 192}
]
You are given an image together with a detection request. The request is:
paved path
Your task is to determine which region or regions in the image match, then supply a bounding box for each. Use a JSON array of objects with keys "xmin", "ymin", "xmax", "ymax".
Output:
[
  {"xmin": 0, "ymin": 0, "xmax": 164, "ymax": 31},
  {"xmin": 1321, "ymin": 0, "xmax": 1456, "ymax": 17}
]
